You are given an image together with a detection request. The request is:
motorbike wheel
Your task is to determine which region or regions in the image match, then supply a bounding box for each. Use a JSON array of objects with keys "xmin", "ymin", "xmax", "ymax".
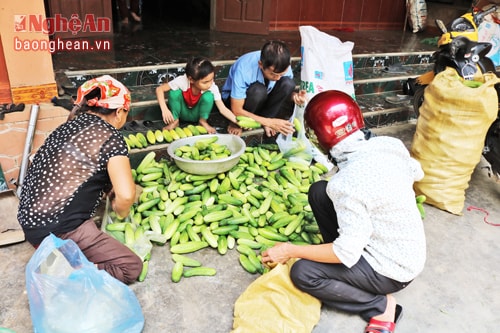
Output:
[
  {"xmin": 412, "ymin": 86, "xmax": 426, "ymax": 118},
  {"xmin": 484, "ymin": 118, "xmax": 500, "ymax": 179}
]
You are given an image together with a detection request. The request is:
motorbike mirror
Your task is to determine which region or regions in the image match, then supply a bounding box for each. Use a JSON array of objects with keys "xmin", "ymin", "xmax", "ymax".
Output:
[{"xmin": 435, "ymin": 19, "xmax": 447, "ymax": 33}]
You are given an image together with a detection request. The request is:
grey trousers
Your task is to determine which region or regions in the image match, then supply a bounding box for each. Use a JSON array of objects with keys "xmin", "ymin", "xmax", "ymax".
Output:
[
  {"xmin": 58, "ymin": 219, "xmax": 143, "ymax": 284},
  {"xmin": 290, "ymin": 181, "xmax": 410, "ymax": 321}
]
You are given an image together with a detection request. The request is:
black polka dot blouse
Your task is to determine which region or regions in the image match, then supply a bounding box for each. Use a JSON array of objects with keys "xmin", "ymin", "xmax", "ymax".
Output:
[{"xmin": 17, "ymin": 113, "xmax": 128, "ymax": 245}]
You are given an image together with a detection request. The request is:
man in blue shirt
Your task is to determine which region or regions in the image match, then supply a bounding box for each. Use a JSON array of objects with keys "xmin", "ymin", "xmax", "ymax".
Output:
[{"xmin": 222, "ymin": 40, "xmax": 306, "ymax": 137}]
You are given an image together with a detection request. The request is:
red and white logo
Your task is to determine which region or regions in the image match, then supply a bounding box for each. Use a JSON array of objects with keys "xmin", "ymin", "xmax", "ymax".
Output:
[
  {"xmin": 13, "ymin": 14, "xmax": 111, "ymax": 36},
  {"xmin": 14, "ymin": 15, "xmax": 27, "ymax": 32}
]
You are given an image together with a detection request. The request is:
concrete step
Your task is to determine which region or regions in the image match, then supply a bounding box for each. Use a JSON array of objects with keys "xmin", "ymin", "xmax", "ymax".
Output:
[{"xmin": 61, "ymin": 51, "xmax": 437, "ymax": 129}]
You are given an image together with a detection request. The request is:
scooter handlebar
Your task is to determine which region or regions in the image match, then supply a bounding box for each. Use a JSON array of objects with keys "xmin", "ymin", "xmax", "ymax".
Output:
[{"xmin": 474, "ymin": 5, "xmax": 497, "ymax": 25}]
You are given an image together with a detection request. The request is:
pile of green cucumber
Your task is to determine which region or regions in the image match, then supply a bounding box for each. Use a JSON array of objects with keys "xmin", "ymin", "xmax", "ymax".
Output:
[{"xmin": 105, "ymin": 143, "xmax": 330, "ymax": 282}]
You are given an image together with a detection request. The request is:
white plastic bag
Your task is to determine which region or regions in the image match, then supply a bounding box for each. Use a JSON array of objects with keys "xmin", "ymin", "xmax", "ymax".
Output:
[
  {"xmin": 26, "ymin": 234, "xmax": 145, "ymax": 333},
  {"xmin": 478, "ymin": 20, "xmax": 500, "ymax": 67},
  {"xmin": 299, "ymin": 25, "xmax": 355, "ymax": 101}
]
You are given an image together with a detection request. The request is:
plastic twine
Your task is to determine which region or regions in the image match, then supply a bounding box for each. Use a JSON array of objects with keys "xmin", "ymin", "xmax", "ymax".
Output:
[{"xmin": 466, "ymin": 206, "xmax": 500, "ymax": 226}]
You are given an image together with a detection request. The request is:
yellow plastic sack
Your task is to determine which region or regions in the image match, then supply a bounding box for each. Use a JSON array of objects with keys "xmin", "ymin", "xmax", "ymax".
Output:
[
  {"xmin": 232, "ymin": 259, "xmax": 321, "ymax": 333},
  {"xmin": 411, "ymin": 68, "xmax": 500, "ymax": 215}
]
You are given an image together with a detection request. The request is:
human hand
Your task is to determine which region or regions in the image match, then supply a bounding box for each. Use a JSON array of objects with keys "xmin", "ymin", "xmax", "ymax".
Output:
[
  {"xmin": 263, "ymin": 126, "xmax": 276, "ymax": 137},
  {"xmin": 261, "ymin": 242, "xmax": 291, "ymax": 265},
  {"xmin": 293, "ymin": 90, "xmax": 307, "ymax": 106},
  {"xmin": 162, "ymin": 109, "xmax": 174, "ymax": 124},
  {"xmin": 266, "ymin": 118, "xmax": 295, "ymax": 136},
  {"xmin": 205, "ymin": 125, "xmax": 216, "ymax": 134}
]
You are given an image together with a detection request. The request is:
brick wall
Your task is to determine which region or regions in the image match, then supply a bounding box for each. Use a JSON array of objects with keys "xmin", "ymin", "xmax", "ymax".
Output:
[{"xmin": 0, "ymin": 103, "xmax": 68, "ymax": 191}]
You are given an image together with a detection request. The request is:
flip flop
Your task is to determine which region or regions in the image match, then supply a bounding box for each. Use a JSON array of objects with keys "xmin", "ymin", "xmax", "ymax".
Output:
[
  {"xmin": 0, "ymin": 103, "xmax": 25, "ymax": 112},
  {"xmin": 51, "ymin": 97, "xmax": 74, "ymax": 111},
  {"xmin": 395, "ymin": 304, "xmax": 403, "ymax": 323},
  {"xmin": 383, "ymin": 63, "xmax": 408, "ymax": 74},
  {"xmin": 122, "ymin": 120, "xmax": 148, "ymax": 132},
  {"xmin": 0, "ymin": 103, "xmax": 25, "ymax": 120},
  {"xmin": 364, "ymin": 304, "xmax": 403, "ymax": 333},
  {"xmin": 143, "ymin": 120, "xmax": 157, "ymax": 129},
  {"xmin": 385, "ymin": 94, "xmax": 411, "ymax": 105}
]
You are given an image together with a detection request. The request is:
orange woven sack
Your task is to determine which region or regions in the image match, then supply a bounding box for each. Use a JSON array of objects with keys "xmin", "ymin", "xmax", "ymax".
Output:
[{"xmin": 411, "ymin": 68, "xmax": 500, "ymax": 215}]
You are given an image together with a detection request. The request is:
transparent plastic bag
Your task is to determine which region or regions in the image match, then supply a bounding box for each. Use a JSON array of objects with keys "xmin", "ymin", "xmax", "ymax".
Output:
[
  {"xmin": 26, "ymin": 234, "xmax": 144, "ymax": 333},
  {"xmin": 276, "ymin": 104, "xmax": 314, "ymax": 165},
  {"xmin": 101, "ymin": 196, "xmax": 154, "ymax": 261},
  {"xmin": 277, "ymin": 104, "xmax": 334, "ymax": 170}
]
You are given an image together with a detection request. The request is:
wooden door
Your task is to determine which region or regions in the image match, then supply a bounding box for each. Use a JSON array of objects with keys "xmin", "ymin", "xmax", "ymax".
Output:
[
  {"xmin": 46, "ymin": 0, "xmax": 113, "ymax": 39},
  {"xmin": 214, "ymin": 0, "xmax": 270, "ymax": 35}
]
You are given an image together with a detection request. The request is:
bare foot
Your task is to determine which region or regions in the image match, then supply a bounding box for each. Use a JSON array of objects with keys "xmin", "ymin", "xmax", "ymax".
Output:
[
  {"xmin": 228, "ymin": 123, "xmax": 242, "ymax": 136},
  {"xmin": 372, "ymin": 294, "xmax": 397, "ymax": 323},
  {"xmin": 130, "ymin": 12, "xmax": 142, "ymax": 22}
]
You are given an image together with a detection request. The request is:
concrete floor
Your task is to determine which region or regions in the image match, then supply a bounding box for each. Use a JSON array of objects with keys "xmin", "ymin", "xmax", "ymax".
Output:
[
  {"xmin": 2, "ymin": 121, "xmax": 500, "ymax": 332},
  {"xmin": 4, "ymin": 6, "xmax": 500, "ymax": 330}
]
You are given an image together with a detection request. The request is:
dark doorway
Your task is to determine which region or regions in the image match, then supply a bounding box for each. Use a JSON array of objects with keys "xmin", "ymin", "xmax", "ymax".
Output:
[{"xmin": 140, "ymin": 0, "xmax": 211, "ymax": 29}]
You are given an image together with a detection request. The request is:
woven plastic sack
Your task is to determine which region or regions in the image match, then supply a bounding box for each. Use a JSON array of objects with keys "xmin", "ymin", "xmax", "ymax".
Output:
[
  {"xmin": 407, "ymin": 0, "xmax": 427, "ymax": 33},
  {"xmin": 296, "ymin": 25, "xmax": 352, "ymax": 170},
  {"xmin": 411, "ymin": 68, "xmax": 500, "ymax": 215},
  {"xmin": 299, "ymin": 25, "xmax": 355, "ymax": 100},
  {"xmin": 26, "ymin": 234, "xmax": 144, "ymax": 333},
  {"xmin": 232, "ymin": 259, "xmax": 321, "ymax": 333}
]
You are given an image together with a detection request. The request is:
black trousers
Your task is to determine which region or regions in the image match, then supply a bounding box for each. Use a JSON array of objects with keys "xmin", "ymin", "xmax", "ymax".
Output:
[
  {"xmin": 225, "ymin": 77, "xmax": 295, "ymax": 118},
  {"xmin": 117, "ymin": 0, "xmax": 140, "ymax": 19},
  {"xmin": 290, "ymin": 180, "xmax": 410, "ymax": 321}
]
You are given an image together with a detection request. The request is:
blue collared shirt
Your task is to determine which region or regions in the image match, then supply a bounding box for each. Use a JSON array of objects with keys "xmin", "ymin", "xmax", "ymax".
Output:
[{"xmin": 221, "ymin": 50, "xmax": 293, "ymax": 100}]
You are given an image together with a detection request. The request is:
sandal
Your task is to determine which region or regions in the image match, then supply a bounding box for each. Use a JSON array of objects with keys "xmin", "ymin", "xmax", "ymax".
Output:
[
  {"xmin": 385, "ymin": 94, "xmax": 411, "ymax": 105},
  {"xmin": 142, "ymin": 120, "xmax": 157, "ymax": 129},
  {"xmin": 364, "ymin": 304, "xmax": 403, "ymax": 333},
  {"xmin": 383, "ymin": 63, "xmax": 408, "ymax": 74},
  {"xmin": 122, "ymin": 120, "xmax": 148, "ymax": 132},
  {"xmin": 0, "ymin": 103, "xmax": 25, "ymax": 120},
  {"xmin": 51, "ymin": 97, "xmax": 74, "ymax": 111}
]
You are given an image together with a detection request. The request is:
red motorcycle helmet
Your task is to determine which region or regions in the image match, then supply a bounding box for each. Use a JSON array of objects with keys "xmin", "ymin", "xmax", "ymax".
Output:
[{"xmin": 304, "ymin": 90, "xmax": 364, "ymax": 154}]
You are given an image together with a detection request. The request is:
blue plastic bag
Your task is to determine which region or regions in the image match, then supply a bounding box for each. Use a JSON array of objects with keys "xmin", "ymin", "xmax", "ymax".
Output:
[{"xmin": 25, "ymin": 234, "xmax": 144, "ymax": 333}]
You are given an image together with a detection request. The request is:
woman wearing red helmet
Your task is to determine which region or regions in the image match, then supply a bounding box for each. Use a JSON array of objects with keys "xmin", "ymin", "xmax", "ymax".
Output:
[{"xmin": 261, "ymin": 90, "xmax": 426, "ymax": 333}]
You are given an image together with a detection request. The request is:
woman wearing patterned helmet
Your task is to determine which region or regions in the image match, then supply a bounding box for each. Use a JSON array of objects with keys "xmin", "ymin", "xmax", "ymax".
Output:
[
  {"xmin": 18, "ymin": 75, "xmax": 142, "ymax": 284},
  {"xmin": 262, "ymin": 90, "xmax": 426, "ymax": 333}
]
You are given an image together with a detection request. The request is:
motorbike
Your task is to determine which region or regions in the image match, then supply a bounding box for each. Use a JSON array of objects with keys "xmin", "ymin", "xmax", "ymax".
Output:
[{"xmin": 404, "ymin": 3, "xmax": 500, "ymax": 179}]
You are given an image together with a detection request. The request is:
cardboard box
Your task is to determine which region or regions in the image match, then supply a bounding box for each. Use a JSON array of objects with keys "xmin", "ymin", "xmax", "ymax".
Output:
[{"xmin": 0, "ymin": 190, "xmax": 25, "ymax": 246}]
